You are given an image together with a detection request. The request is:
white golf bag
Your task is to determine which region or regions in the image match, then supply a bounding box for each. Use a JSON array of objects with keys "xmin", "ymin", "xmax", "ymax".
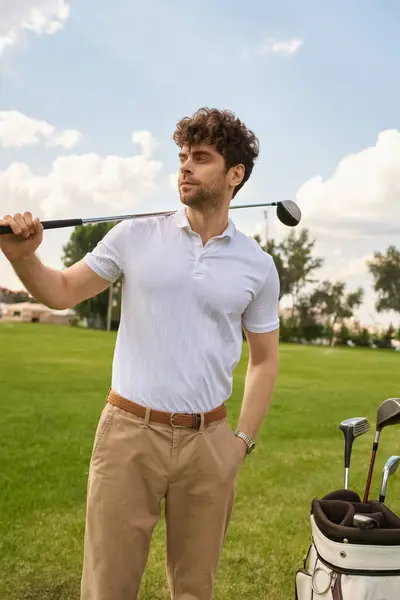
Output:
[{"xmin": 295, "ymin": 489, "xmax": 400, "ymax": 599}]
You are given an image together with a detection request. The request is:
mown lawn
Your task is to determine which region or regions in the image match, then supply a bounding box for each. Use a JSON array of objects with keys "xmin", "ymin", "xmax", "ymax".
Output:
[{"xmin": 0, "ymin": 322, "xmax": 399, "ymax": 599}]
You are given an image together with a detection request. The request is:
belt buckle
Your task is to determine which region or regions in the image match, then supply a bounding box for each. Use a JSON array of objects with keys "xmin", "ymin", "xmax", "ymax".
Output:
[
  {"xmin": 170, "ymin": 413, "xmax": 186, "ymax": 428},
  {"xmin": 193, "ymin": 414, "xmax": 201, "ymax": 429}
]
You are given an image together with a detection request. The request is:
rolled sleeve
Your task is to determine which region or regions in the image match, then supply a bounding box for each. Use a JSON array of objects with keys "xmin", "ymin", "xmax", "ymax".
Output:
[
  {"xmin": 242, "ymin": 256, "xmax": 280, "ymax": 333},
  {"xmin": 82, "ymin": 221, "xmax": 127, "ymax": 283}
]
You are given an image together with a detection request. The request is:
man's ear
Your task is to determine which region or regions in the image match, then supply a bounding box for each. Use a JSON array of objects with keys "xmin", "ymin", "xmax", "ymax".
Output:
[{"xmin": 228, "ymin": 164, "xmax": 245, "ymax": 188}]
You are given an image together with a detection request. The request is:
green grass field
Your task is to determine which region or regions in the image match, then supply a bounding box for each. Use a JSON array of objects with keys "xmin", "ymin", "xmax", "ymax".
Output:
[{"xmin": 1, "ymin": 322, "xmax": 399, "ymax": 600}]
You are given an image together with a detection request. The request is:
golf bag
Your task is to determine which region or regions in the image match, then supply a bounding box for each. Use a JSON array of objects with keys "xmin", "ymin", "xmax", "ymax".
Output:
[{"xmin": 295, "ymin": 489, "xmax": 400, "ymax": 599}]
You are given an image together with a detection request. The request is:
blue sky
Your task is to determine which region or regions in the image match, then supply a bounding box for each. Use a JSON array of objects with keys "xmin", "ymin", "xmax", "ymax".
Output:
[{"xmin": 1, "ymin": 0, "xmax": 399, "ymax": 328}]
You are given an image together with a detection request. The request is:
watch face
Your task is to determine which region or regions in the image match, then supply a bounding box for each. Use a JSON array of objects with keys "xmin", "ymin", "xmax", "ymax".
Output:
[{"xmin": 247, "ymin": 442, "xmax": 256, "ymax": 454}]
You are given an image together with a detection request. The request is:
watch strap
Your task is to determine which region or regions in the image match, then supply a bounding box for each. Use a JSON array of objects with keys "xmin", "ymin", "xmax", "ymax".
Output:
[{"xmin": 234, "ymin": 429, "xmax": 256, "ymax": 454}]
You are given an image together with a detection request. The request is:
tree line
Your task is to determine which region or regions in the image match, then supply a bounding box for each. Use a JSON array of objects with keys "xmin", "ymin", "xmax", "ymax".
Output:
[
  {"xmin": 61, "ymin": 222, "xmax": 400, "ymax": 348},
  {"xmin": 254, "ymin": 231, "xmax": 400, "ymax": 348}
]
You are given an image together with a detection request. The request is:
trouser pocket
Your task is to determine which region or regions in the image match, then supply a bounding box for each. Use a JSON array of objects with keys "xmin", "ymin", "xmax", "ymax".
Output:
[{"xmin": 90, "ymin": 403, "xmax": 114, "ymax": 462}]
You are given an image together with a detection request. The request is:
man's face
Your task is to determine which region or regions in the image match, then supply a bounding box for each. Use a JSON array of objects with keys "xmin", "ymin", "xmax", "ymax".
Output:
[{"xmin": 177, "ymin": 143, "xmax": 230, "ymax": 210}]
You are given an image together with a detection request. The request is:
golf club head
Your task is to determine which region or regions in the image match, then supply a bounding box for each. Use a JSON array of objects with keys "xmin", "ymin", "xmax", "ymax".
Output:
[
  {"xmin": 339, "ymin": 417, "xmax": 370, "ymax": 468},
  {"xmin": 364, "ymin": 401, "xmax": 400, "ymax": 503},
  {"xmin": 339, "ymin": 417, "xmax": 370, "ymax": 490},
  {"xmin": 353, "ymin": 514, "xmax": 380, "ymax": 529},
  {"xmin": 385, "ymin": 455, "xmax": 400, "ymax": 476},
  {"xmin": 340, "ymin": 417, "xmax": 371, "ymax": 439},
  {"xmin": 377, "ymin": 398, "xmax": 400, "ymax": 431},
  {"xmin": 379, "ymin": 455, "xmax": 400, "ymax": 502},
  {"xmin": 276, "ymin": 200, "xmax": 301, "ymax": 227}
]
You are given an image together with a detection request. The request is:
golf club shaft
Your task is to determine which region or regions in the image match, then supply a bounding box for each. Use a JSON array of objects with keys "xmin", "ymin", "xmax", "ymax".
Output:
[
  {"xmin": 0, "ymin": 202, "xmax": 281, "ymax": 235},
  {"xmin": 364, "ymin": 435, "xmax": 380, "ymax": 502},
  {"xmin": 364, "ymin": 451, "xmax": 377, "ymax": 502},
  {"xmin": 344, "ymin": 436, "xmax": 353, "ymax": 490},
  {"xmin": 344, "ymin": 467, "xmax": 349, "ymax": 490}
]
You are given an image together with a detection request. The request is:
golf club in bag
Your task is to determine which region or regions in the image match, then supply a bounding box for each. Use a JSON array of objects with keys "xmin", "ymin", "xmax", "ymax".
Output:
[
  {"xmin": 339, "ymin": 417, "xmax": 370, "ymax": 490},
  {"xmin": 379, "ymin": 456, "xmax": 400, "ymax": 504},
  {"xmin": 363, "ymin": 398, "xmax": 400, "ymax": 502},
  {"xmin": 0, "ymin": 200, "xmax": 301, "ymax": 235},
  {"xmin": 295, "ymin": 405, "xmax": 400, "ymax": 599},
  {"xmin": 295, "ymin": 490, "xmax": 400, "ymax": 600}
]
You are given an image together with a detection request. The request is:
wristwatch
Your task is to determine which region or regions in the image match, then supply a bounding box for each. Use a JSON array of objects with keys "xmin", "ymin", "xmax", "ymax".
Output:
[{"xmin": 234, "ymin": 430, "xmax": 256, "ymax": 455}]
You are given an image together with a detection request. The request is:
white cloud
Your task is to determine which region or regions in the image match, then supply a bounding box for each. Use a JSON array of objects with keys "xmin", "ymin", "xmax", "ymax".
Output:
[
  {"xmin": 233, "ymin": 129, "xmax": 400, "ymax": 329},
  {"xmin": 0, "ymin": 110, "xmax": 82, "ymax": 149},
  {"xmin": 295, "ymin": 129, "xmax": 400, "ymax": 238},
  {"xmin": 317, "ymin": 252, "xmax": 371, "ymax": 281},
  {"xmin": 241, "ymin": 37, "xmax": 304, "ymax": 60},
  {"xmin": 168, "ymin": 171, "xmax": 178, "ymax": 190},
  {"xmin": 263, "ymin": 37, "xmax": 304, "ymax": 56},
  {"xmin": 0, "ymin": 0, "xmax": 69, "ymax": 57},
  {"xmin": 132, "ymin": 131, "xmax": 158, "ymax": 158},
  {"xmin": 0, "ymin": 31, "xmax": 17, "ymax": 55},
  {"xmin": 0, "ymin": 131, "xmax": 163, "ymax": 219},
  {"xmin": 51, "ymin": 129, "xmax": 82, "ymax": 150},
  {"xmin": 238, "ymin": 125, "xmax": 400, "ymax": 330}
]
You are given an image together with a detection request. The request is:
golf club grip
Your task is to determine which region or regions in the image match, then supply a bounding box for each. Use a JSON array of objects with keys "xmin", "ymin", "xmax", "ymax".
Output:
[
  {"xmin": 0, "ymin": 218, "xmax": 83, "ymax": 235},
  {"xmin": 344, "ymin": 445, "xmax": 352, "ymax": 468}
]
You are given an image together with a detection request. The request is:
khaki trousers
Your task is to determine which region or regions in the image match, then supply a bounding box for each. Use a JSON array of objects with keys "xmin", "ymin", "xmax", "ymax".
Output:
[{"xmin": 80, "ymin": 393, "xmax": 243, "ymax": 600}]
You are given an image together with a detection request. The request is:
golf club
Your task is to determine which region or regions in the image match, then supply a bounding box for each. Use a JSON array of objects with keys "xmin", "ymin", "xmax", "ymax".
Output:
[
  {"xmin": 353, "ymin": 514, "xmax": 380, "ymax": 529},
  {"xmin": 0, "ymin": 200, "xmax": 301, "ymax": 235},
  {"xmin": 363, "ymin": 398, "xmax": 400, "ymax": 503},
  {"xmin": 379, "ymin": 455, "xmax": 400, "ymax": 503},
  {"xmin": 339, "ymin": 417, "xmax": 370, "ymax": 489}
]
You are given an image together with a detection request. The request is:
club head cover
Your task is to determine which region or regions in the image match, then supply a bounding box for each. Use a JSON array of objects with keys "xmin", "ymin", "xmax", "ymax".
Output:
[{"xmin": 321, "ymin": 489, "xmax": 361, "ymax": 503}]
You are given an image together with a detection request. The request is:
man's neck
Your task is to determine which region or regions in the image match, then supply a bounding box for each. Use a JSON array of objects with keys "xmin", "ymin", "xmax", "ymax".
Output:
[{"xmin": 184, "ymin": 205, "xmax": 230, "ymax": 246}]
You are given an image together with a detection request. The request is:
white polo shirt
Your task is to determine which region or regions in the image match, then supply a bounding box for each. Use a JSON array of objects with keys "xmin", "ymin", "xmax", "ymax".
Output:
[{"xmin": 83, "ymin": 206, "xmax": 280, "ymax": 413}]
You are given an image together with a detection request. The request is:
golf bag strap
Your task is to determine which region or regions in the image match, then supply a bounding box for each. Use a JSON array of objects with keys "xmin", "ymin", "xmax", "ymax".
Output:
[
  {"xmin": 332, "ymin": 573, "xmax": 343, "ymax": 600},
  {"xmin": 303, "ymin": 543, "xmax": 312, "ymax": 569},
  {"xmin": 107, "ymin": 388, "xmax": 227, "ymax": 428}
]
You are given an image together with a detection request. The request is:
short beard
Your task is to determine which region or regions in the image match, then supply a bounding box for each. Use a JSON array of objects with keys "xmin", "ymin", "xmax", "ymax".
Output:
[{"xmin": 180, "ymin": 178, "xmax": 226, "ymax": 215}]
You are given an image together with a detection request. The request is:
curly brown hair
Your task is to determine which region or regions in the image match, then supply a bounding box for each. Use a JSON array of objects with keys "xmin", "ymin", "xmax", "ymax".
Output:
[{"xmin": 173, "ymin": 107, "xmax": 259, "ymax": 197}]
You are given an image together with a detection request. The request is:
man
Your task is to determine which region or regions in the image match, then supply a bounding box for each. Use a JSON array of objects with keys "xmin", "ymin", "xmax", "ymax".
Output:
[{"xmin": 0, "ymin": 107, "xmax": 280, "ymax": 600}]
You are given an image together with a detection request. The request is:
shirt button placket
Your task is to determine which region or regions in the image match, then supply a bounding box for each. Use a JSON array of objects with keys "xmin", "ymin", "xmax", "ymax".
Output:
[{"xmin": 193, "ymin": 235, "xmax": 204, "ymax": 277}]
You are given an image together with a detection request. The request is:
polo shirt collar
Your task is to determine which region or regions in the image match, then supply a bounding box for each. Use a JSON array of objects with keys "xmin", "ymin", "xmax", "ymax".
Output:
[{"xmin": 173, "ymin": 205, "xmax": 236, "ymax": 241}]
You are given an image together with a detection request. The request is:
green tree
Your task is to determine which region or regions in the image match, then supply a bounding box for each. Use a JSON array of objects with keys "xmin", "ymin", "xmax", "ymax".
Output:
[
  {"xmin": 61, "ymin": 222, "xmax": 121, "ymax": 328},
  {"xmin": 254, "ymin": 228, "xmax": 324, "ymax": 309},
  {"xmin": 356, "ymin": 328, "xmax": 371, "ymax": 348},
  {"xmin": 349, "ymin": 323, "xmax": 371, "ymax": 347},
  {"xmin": 295, "ymin": 293, "xmax": 325, "ymax": 342},
  {"xmin": 379, "ymin": 323, "xmax": 396, "ymax": 349},
  {"xmin": 310, "ymin": 281, "xmax": 364, "ymax": 346},
  {"xmin": 280, "ymin": 229, "xmax": 324, "ymax": 312},
  {"xmin": 338, "ymin": 324, "xmax": 351, "ymax": 346},
  {"xmin": 368, "ymin": 246, "xmax": 400, "ymax": 315},
  {"xmin": 253, "ymin": 235, "xmax": 288, "ymax": 299}
]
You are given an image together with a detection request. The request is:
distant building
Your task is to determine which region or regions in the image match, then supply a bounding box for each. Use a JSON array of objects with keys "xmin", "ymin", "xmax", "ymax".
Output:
[
  {"xmin": 0, "ymin": 302, "xmax": 76, "ymax": 326},
  {"xmin": 0, "ymin": 286, "xmax": 30, "ymax": 303}
]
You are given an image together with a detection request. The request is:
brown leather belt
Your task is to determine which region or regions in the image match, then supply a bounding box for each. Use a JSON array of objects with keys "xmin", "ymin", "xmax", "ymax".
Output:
[{"xmin": 107, "ymin": 389, "xmax": 227, "ymax": 429}]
